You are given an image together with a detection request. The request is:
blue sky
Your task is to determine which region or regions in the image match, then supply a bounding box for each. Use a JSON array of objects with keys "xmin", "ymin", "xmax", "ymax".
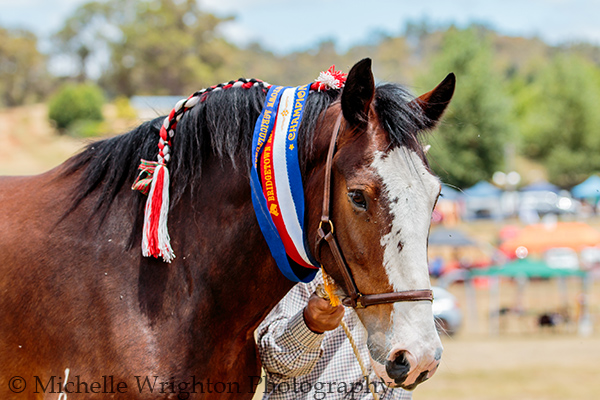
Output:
[{"xmin": 2, "ymin": 0, "xmax": 600, "ymax": 54}]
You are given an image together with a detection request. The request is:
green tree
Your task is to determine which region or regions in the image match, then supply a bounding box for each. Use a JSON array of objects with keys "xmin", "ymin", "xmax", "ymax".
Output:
[
  {"xmin": 52, "ymin": 1, "xmax": 112, "ymax": 82},
  {"xmin": 515, "ymin": 54, "xmax": 600, "ymax": 187},
  {"xmin": 416, "ymin": 27, "xmax": 513, "ymax": 189},
  {"xmin": 105, "ymin": 0, "xmax": 236, "ymax": 96},
  {"xmin": 54, "ymin": 0, "xmax": 234, "ymax": 96},
  {"xmin": 0, "ymin": 27, "xmax": 49, "ymax": 107}
]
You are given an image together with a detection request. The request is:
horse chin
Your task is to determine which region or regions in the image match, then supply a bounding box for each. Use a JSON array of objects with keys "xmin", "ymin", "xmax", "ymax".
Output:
[{"xmin": 369, "ymin": 351, "xmax": 437, "ymax": 391}]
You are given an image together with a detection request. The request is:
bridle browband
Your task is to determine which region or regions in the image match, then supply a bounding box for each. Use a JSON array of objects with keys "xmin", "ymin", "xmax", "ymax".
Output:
[{"xmin": 314, "ymin": 113, "xmax": 434, "ymax": 308}]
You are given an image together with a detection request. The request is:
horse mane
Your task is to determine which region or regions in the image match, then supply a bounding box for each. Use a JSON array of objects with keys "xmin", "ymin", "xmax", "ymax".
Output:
[{"xmin": 62, "ymin": 80, "xmax": 429, "ymax": 242}]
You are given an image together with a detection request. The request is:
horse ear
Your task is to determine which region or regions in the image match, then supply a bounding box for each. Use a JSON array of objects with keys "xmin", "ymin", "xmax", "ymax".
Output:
[
  {"xmin": 412, "ymin": 73, "xmax": 456, "ymax": 129},
  {"xmin": 341, "ymin": 58, "xmax": 375, "ymax": 127}
]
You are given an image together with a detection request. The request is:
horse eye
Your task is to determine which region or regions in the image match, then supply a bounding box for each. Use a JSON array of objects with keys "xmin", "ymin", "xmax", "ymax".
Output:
[{"xmin": 348, "ymin": 190, "xmax": 367, "ymax": 210}]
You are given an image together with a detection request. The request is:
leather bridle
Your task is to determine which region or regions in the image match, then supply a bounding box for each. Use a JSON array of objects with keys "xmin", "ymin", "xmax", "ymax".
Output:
[{"xmin": 314, "ymin": 113, "xmax": 434, "ymax": 308}]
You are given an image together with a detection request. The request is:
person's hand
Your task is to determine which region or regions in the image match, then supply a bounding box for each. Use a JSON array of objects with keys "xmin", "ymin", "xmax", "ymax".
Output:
[{"xmin": 303, "ymin": 292, "xmax": 345, "ymax": 334}]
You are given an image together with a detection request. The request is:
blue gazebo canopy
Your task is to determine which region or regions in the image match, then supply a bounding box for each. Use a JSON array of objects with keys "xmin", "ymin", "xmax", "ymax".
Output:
[
  {"xmin": 464, "ymin": 181, "xmax": 502, "ymax": 198},
  {"xmin": 572, "ymin": 175, "xmax": 600, "ymax": 199},
  {"xmin": 521, "ymin": 181, "xmax": 560, "ymax": 193}
]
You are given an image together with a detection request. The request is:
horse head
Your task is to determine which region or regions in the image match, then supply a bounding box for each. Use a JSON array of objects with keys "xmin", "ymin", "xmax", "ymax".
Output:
[{"xmin": 306, "ymin": 59, "xmax": 455, "ymax": 390}]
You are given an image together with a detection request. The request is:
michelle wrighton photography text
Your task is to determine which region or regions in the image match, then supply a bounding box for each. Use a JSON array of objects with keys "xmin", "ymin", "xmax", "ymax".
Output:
[{"xmin": 7, "ymin": 374, "xmax": 399, "ymax": 399}]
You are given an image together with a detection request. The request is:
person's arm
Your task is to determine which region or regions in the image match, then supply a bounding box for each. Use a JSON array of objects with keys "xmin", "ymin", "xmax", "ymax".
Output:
[{"xmin": 256, "ymin": 276, "xmax": 344, "ymax": 379}]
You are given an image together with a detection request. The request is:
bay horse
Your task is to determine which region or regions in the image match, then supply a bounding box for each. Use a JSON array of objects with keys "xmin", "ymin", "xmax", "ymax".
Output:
[{"xmin": 0, "ymin": 58, "xmax": 454, "ymax": 399}]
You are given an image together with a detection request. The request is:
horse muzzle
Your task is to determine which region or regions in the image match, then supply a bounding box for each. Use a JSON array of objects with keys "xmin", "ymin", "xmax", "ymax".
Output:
[{"xmin": 370, "ymin": 346, "xmax": 442, "ymax": 390}]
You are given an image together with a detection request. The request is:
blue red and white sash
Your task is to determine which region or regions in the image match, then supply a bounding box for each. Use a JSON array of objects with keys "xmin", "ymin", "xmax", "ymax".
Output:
[{"xmin": 251, "ymin": 84, "xmax": 319, "ymax": 282}]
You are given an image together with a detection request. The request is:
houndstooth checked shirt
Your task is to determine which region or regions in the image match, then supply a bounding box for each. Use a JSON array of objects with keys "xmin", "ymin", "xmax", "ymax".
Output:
[{"xmin": 255, "ymin": 271, "xmax": 411, "ymax": 400}]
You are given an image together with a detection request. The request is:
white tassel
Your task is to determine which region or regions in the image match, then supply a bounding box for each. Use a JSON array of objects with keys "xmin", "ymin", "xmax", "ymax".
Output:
[
  {"xmin": 141, "ymin": 164, "xmax": 175, "ymax": 262},
  {"xmin": 156, "ymin": 165, "xmax": 174, "ymax": 262}
]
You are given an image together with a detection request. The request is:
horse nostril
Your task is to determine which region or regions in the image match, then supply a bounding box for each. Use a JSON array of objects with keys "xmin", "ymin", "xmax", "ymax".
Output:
[{"xmin": 385, "ymin": 350, "xmax": 411, "ymax": 385}]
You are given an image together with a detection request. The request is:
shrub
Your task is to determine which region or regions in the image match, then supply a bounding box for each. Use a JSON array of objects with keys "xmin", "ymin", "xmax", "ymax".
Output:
[{"xmin": 48, "ymin": 83, "xmax": 104, "ymax": 130}]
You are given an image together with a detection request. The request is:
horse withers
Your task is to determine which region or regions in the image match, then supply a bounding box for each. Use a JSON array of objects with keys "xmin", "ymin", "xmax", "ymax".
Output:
[{"xmin": 0, "ymin": 58, "xmax": 454, "ymax": 398}]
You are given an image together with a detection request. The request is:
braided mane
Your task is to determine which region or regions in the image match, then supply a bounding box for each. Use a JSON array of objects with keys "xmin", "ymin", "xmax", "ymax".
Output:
[
  {"xmin": 62, "ymin": 77, "xmax": 428, "ymax": 245},
  {"xmin": 63, "ymin": 79, "xmax": 339, "ymax": 229}
]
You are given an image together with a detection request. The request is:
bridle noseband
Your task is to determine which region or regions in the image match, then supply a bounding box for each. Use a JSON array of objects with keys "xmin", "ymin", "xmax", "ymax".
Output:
[{"xmin": 314, "ymin": 114, "xmax": 434, "ymax": 309}]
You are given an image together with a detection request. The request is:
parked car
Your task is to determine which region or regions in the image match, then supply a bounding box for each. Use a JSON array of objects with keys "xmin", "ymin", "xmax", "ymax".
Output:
[{"xmin": 432, "ymin": 286, "xmax": 463, "ymax": 336}]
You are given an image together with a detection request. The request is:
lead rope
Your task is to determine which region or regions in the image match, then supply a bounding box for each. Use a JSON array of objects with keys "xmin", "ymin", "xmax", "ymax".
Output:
[{"xmin": 316, "ymin": 269, "xmax": 381, "ymax": 400}]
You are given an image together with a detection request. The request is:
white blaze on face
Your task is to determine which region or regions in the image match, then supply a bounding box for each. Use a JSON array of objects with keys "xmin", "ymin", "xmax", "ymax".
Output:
[
  {"xmin": 371, "ymin": 146, "xmax": 442, "ymax": 386},
  {"xmin": 372, "ymin": 147, "xmax": 439, "ymax": 291}
]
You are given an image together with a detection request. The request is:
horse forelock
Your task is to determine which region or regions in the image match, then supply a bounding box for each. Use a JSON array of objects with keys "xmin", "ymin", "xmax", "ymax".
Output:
[{"xmin": 373, "ymin": 83, "xmax": 432, "ymax": 164}]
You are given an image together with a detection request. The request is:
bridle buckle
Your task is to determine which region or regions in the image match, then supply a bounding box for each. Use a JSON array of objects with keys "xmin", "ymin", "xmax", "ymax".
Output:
[{"xmin": 355, "ymin": 293, "xmax": 365, "ymax": 309}]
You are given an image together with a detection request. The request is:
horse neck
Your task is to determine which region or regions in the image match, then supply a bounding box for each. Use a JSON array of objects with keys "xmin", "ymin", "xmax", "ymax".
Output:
[
  {"xmin": 162, "ymin": 155, "xmax": 296, "ymax": 341},
  {"xmin": 51, "ymin": 147, "xmax": 294, "ymax": 338}
]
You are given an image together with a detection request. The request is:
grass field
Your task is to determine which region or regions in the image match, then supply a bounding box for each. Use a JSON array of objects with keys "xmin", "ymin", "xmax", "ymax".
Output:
[
  {"xmin": 414, "ymin": 279, "xmax": 600, "ymax": 400},
  {"xmin": 0, "ymin": 104, "xmax": 84, "ymax": 175},
  {"xmin": 0, "ymin": 104, "xmax": 136, "ymax": 176},
  {"xmin": 415, "ymin": 334, "xmax": 600, "ymax": 400}
]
